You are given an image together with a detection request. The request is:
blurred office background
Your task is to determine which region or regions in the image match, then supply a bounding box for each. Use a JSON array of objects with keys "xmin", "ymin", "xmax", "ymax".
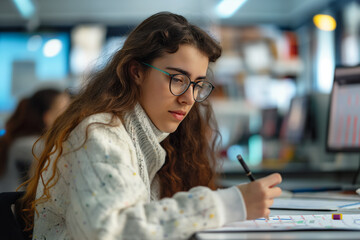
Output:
[{"xmin": 1, "ymin": 0, "xmax": 360, "ymax": 178}]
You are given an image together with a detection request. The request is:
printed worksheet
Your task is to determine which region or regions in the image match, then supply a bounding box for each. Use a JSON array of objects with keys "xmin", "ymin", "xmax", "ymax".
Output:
[{"xmin": 206, "ymin": 215, "xmax": 360, "ymax": 232}]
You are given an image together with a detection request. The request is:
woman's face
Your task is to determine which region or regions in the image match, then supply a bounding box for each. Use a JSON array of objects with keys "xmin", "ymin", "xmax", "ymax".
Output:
[{"xmin": 136, "ymin": 44, "xmax": 209, "ymax": 133}]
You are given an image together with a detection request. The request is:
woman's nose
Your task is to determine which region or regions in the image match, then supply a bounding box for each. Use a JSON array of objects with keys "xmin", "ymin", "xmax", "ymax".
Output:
[{"xmin": 178, "ymin": 85, "xmax": 195, "ymax": 105}]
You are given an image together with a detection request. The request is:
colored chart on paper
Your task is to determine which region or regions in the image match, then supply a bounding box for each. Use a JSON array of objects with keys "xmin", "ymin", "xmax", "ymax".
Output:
[{"xmin": 206, "ymin": 214, "xmax": 360, "ymax": 232}]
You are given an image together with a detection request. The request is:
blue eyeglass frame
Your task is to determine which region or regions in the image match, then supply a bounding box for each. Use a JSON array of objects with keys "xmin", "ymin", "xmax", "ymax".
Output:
[{"xmin": 141, "ymin": 62, "xmax": 214, "ymax": 102}]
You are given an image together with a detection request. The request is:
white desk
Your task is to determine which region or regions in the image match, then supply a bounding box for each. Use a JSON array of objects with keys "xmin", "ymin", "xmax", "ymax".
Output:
[
  {"xmin": 192, "ymin": 209, "xmax": 360, "ymax": 240},
  {"xmin": 198, "ymin": 171, "xmax": 360, "ymax": 239}
]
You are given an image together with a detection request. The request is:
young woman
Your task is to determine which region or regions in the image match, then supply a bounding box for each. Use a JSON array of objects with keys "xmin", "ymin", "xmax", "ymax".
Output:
[
  {"xmin": 19, "ymin": 12, "xmax": 282, "ymax": 240},
  {"xmin": 0, "ymin": 88, "xmax": 70, "ymax": 192}
]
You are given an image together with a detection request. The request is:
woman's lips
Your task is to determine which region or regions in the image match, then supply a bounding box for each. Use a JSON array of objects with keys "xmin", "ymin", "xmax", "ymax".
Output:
[{"xmin": 169, "ymin": 111, "xmax": 186, "ymax": 121}]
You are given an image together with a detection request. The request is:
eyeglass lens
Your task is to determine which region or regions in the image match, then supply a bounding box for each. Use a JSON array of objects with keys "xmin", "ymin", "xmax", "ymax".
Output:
[{"xmin": 170, "ymin": 74, "xmax": 213, "ymax": 102}]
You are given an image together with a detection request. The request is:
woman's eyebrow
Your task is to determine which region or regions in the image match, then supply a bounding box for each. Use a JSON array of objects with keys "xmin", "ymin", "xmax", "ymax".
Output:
[{"xmin": 165, "ymin": 67, "xmax": 207, "ymax": 80}]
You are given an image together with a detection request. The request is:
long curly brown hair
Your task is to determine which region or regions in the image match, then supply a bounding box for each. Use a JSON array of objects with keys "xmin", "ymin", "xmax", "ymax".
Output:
[{"xmin": 18, "ymin": 12, "xmax": 222, "ymax": 231}]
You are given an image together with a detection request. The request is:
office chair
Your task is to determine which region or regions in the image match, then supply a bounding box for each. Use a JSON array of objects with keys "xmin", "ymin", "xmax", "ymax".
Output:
[{"xmin": 0, "ymin": 191, "xmax": 30, "ymax": 240}]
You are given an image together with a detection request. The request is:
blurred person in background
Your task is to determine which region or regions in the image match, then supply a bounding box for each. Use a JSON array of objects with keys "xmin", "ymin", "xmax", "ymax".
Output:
[
  {"xmin": 19, "ymin": 12, "xmax": 281, "ymax": 240},
  {"xmin": 0, "ymin": 88, "xmax": 71, "ymax": 192}
]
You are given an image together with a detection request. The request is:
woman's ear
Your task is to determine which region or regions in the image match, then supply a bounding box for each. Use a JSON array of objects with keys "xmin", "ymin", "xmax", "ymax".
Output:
[{"xmin": 129, "ymin": 61, "xmax": 144, "ymax": 85}]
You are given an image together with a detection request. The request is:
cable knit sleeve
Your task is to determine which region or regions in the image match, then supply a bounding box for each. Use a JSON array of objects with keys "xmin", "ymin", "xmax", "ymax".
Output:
[
  {"xmin": 59, "ymin": 122, "xmax": 239, "ymax": 240},
  {"xmin": 33, "ymin": 114, "xmax": 247, "ymax": 240}
]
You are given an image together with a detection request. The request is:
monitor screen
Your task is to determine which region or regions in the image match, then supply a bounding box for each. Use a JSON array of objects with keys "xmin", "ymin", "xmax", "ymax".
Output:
[
  {"xmin": 326, "ymin": 65, "xmax": 360, "ymax": 152},
  {"xmin": 260, "ymin": 107, "xmax": 279, "ymax": 139},
  {"xmin": 283, "ymin": 96, "xmax": 309, "ymax": 144}
]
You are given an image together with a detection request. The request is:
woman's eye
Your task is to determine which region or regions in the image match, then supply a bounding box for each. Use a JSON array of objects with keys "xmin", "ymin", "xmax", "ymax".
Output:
[
  {"xmin": 195, "ymin": 82, "xmax": 205, "ymax": 89},
  {"xmin": 172, "ymin": 77, "xmax": 184, "ymax": 83}
]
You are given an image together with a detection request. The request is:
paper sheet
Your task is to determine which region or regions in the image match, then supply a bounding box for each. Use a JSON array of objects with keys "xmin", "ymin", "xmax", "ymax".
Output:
[
  {"xmin": 205, "ymin": 214, "xmax": 360, "ymax": 232},
  {"xmin": 293, "ymin": 191, "xmax": 360, "ymax": 201},
  {"xmin": 271, "ymin": 198, "xmax": 360, "ymax": 211}
]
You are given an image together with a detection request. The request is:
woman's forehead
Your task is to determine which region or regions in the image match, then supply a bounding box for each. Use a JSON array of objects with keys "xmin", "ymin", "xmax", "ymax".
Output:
[{"xmin": 153, "ymin": 45, "xmax": 209, "ymax": 74}]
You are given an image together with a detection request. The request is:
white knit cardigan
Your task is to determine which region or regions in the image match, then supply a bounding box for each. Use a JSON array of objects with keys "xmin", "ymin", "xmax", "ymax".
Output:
[{"xmin": 32, "ymin": 104, "xmax": 246, "ymax": 240}]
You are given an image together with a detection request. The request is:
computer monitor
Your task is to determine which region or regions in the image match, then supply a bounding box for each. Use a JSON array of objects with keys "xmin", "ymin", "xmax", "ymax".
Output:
[
  {"xmin": 260, "ymin": 107, "xmax": 279, "ymax": 139},
  {"xmin": 326, "ymin": 65, "xmax": 360, "ymax": 152},
  {"xmin": 283, "ymin": 96, "xmax": 309, "ymax": 144}
]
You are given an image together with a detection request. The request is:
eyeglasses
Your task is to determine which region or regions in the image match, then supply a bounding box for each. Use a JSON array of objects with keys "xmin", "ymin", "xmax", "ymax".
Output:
[{"xmin": 142, "ymin": 62, "xmax": 214, "ymax": 103}]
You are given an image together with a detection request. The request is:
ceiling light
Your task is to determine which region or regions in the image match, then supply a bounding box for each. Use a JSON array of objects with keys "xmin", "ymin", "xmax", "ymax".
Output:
[
  {"xmin": 216, "ymin": 0, "xmax": 248, "ymax": 18},
  {"xmin": 313, "ymin": 14, "xmax": 337, "ymax": 31},
  {"xmin": 27, "ymin": 35, "xmax": 42, "ymax": 52},
  {"xmin": 43, "ymin": 39, "xmax": 63, "ymax": 58},
  {"xmin": 12, "ymin": 0, "xmax": 35, "ymax": 19}
]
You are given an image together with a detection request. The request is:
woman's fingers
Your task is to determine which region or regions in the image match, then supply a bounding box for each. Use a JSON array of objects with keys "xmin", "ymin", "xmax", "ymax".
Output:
[
  {"xmin": 266, "ymin": 199, "xmax": 274, "ymax": 208},
  {"xmin": 238, "ymin": 173, "xmax": 283, "ymax": 220},
  {"xmin": 258, "ymin": 173, "xmax": 282, "ymax": 188},
  {"xmin": 268, "ymin": 186, "xmax": 282, "ymax": 199}
]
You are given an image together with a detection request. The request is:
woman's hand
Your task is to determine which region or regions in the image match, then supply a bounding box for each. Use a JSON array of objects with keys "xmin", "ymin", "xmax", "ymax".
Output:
[{"xmin": 237, "ymin": 173, "xmax": 282, "ymax": 220}]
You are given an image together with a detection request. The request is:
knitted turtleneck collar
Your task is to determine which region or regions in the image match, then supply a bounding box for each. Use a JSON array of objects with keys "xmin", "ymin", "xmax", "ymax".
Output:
[{"xmin": 123, "ymin": 103, "xmax": 169, "ymax": 201}]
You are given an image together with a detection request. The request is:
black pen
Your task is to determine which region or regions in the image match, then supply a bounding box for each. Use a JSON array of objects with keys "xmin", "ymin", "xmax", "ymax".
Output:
[{"xmin": 237, "ymin": 154, "xmax": 255, "ymax": 182}]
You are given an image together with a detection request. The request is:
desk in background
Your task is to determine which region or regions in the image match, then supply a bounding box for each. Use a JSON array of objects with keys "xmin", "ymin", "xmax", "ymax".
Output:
[{"xmin": 218, "ymin": 166, "xmax": 360, "ymax": 193}]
